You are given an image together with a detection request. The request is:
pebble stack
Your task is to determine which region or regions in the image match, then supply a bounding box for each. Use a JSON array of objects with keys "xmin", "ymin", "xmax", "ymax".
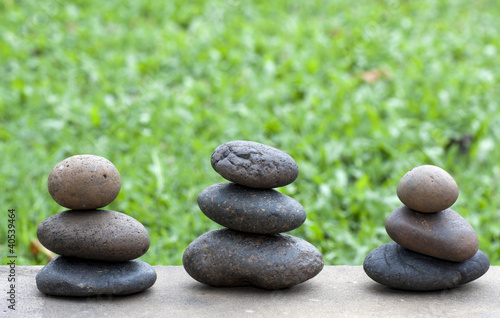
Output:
[
  {"xmin": 363, "ymin": 165, "xmax": 490, "ymax": 291},
  {"xmin": 36, "ymin": 155, "xmax": 157, "ymax": 296},
  {"xmin": 183, "ymin": 141, "xmax": 324, "ymax": 290}
]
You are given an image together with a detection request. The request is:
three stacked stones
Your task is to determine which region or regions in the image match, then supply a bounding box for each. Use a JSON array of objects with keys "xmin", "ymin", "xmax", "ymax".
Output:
[
  {"xmin": 183, "ymin": 141, "xmax": 324, "ymax": 289},
  {"xmin": 364, "ymin": 165, "xmax": 490, "ymax": 291},
  {"xmin": 36, "ymin": 155, "xmax": 156, "ymax": 296}
]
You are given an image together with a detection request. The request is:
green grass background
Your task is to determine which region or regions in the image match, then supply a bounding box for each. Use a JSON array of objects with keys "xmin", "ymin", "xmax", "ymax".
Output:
[{"xmin": 1, "ymin": 0, "xmax": 500, "ymax": 266}]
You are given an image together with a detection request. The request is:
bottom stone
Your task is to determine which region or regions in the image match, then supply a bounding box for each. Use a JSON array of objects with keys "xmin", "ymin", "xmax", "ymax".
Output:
[
  {"xmin": 36, "ymin": 256, "xmax": 157, "ymax": 296},
  {"xmin": 183, "ymin": 228, "xmax": 324, "ymax": 290},
  {"xmin": 363, "ymin": 242, "xmax": 490, "ymax": 291}
]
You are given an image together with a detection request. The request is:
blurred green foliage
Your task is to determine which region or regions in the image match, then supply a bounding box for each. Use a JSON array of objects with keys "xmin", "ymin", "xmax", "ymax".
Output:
[{"xmin": 1, "ymin": 0, "xmax": 500, "ymax": 266}]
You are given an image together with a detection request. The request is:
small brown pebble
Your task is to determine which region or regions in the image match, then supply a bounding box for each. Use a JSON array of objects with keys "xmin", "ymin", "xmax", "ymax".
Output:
[
  {"xmin": 48, "ymin": 155, "xmax": 121, "ymax": 210},
  {"xmin": 397, "ymin": 165, "xmax": 459, "ymax": 213}
]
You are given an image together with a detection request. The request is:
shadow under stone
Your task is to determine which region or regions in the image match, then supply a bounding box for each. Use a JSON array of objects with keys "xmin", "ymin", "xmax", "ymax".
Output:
[
  {"xmin": 40, "ymin": 287, "xmax": 154, "ymax": 303},
  {"xmin": 187, "ymin": 279, "xmax": 315, "ymax": 295},
  {"xmin": 364, "ymin": 279, "xmax": 479, "ymax": 297}
]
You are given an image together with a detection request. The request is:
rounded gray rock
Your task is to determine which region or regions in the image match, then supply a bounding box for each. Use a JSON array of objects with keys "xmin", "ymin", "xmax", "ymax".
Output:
[
  {"xmin": 211, "ymin": 141, "xmax": 299, "ymax": 189},
  {"xmin": 48, "ymin": 155, "xmax": 121, "ymax": 210},
  {"xmin": 183, "ymin": 228, "xmax": 324, "ymax": 290},
  {"xmin": 36, "ymin": 256, "xmax": 157, "ymax": 296},
  {"xmin": 397, "ymin": 165, "xmax": 459, "ymax": 213},
  {"xmin": 37, "ymin": 210, "xmax": 150, "ymax": 262},
  {"xmin": 363, "ymin": 242, "xmax": 489, "ymax": 291},
  {"xmin": 198, "ymin": 182, "xmax": 306, "ymax": 234}
]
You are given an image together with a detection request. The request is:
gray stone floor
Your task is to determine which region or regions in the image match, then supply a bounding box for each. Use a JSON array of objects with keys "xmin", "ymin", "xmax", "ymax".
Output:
[{"xmin": 2, "ymin": 266, "xmax": 499, "ymax": 318}]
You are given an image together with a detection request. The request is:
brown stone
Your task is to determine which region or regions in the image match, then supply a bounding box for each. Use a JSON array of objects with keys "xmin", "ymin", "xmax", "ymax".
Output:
[
  {"xmin": 385, "ymin": 205, "xmax": 478, "ymax": 262},
  {"xmin": 48, "ymin": 155, "xmax": 121, "ymax": 210},
  {"xmin": 396, "ymin": 165, "xmax": 459, "ymax": 213},
  {"xmin": 183, "ymin": 228, "xmax": 324, "ymax": 289},
  {"xmin": 37, "ymin": 210, "xmax": 150, "ymax": 262}
]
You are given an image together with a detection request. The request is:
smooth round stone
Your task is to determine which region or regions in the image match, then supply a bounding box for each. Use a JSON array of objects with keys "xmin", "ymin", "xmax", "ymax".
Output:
[
  {"xmin": 211, "ymin": 140, "xmax": 299, "ymax": 189},
  {"xmin": 198, "ymin": 182, "xmax": 306, "ymax": 234},
  {"xmin": 37, "ymin": 210, "xmax": 150, "ymax": 262},
  {"xmin": 397, "ymin": 165, "xmax": 459, "ymax": 213},
  {"xmin": 36, "ymin": 256, "xmax": 157, "ymax": 296},
  {"xmin": 183, "ymin": 229, "xmax": 324, "ymax": 290},
  {"xmin": 385, "ymin": 205, "xmax": 478, "ymax": 262},
  {"xmin": 48, "ymin": 155, "xmax": 121, "ymax": 210},
  {"xmin": 363, "ymin": 242, "xmax": 489, "ymax": 291}
]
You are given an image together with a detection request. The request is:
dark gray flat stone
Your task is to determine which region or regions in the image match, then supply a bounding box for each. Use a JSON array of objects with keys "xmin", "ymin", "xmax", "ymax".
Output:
[
  {"xmin": 183, "ymin": 228, "xmax": 323, "ymax": 290},
  {"xmin": 198, "ymin": 182, "xmax": 306, "ymax": 234},
  {"xmin": 363, "ymin": 242, "xmax": 489, "ymax": 291},
  {"xmin": 211, "ymin": 140, "xmax": 299, "ymax": 189},
  {"xmin": 35, "ymin": 256, "xmax": 157, "ymax": 296}
]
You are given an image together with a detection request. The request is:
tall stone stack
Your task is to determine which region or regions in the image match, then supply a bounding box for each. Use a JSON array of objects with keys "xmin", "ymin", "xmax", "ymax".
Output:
[
  {"xmin": 363, "ymin": 165, "xmax": 490, "ymax": 291},
  {"xmin": 36, "ymin": 155, "xmax": 157, "ymax": 296},
  {"xmin": 183, "ymin": 141, "xmax": 324, "ymax": 289}
]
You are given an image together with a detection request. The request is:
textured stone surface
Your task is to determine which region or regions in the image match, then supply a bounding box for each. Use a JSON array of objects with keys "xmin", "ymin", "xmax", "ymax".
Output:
[
  {"xmin": 363, "ymin": 242, "xmax": 490, "ymax": 291},
  {"xmin": 183, "ymin": 228, "xmax": 324, "ymax": 289},
  {"xmin": 36, "ymin": 256, "xmax": 157, "ymax": 296},
  {"xmin": 48, "ymin": 155, "xmax": 121, "ymax": 210},
  {"xmin": 37, "ymin": 210, "xmax": 150, "ymax": 262},
  {"xmin": 397, "ymin": 165, "xmax": 459, "ymax": 213},
  {"xmin": 211, "ymin": 140, "xmax": 299, "ymax": 189},
  {"xmin": 198, "ymin": 182, "xmax": 306, "ymax": 234},
  {"xmin": 385, "ymin": 205, "xmax": 478, "ymax": 262}
]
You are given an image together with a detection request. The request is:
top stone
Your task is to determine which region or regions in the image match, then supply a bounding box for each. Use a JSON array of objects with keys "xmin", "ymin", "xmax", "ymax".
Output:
[
  {"xmin": 48, "ymin": 155, "xmax": 121, "ymax": 210},
  {"xmin": 211, "ymin": 141, "xmax": 299, "ymax": 189},
  {"xmin": 397, "ymin": 165, "xmax": 459, "ymax": 213}
]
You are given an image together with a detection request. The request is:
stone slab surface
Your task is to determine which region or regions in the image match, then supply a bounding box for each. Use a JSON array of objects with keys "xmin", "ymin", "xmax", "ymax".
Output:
[{"xmin": 2, "ymin": 266, "xmax": 500, "ymax": 318}]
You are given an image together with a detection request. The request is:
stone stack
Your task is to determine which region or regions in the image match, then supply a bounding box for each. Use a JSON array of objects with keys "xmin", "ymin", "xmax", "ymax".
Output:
[
  {"xmin": 363, "ymin": 165, "xmax": 490, "ymax": 291},
  {"xmin": 183, "ymin": 141, "xmax": 324, "ymax": 289},
  {"xmin": 36, "ymin": 155, "xmax": 157, "ymax": 296}
]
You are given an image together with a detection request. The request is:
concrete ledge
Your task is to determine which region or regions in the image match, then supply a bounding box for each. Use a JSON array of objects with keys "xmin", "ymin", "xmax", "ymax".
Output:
[{"xmin": 2, "ymin": 266, "xmax": 500, "ymax": 317}]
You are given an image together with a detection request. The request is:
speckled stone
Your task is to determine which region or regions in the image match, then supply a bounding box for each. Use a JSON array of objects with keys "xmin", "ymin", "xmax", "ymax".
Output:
[
  {"xmin": 211, "ymin": 141, "xmax": 299, "ymax": 189},
  {"xmin": 183, "ymin": 228, "xmax": 324, "ymax": 290},
  {"xmin": 363, "ymin": 242, "xmax": 489, "ymax": 291},
  {"xmin": 385, "ymin": 205, "xmax": 478, "ymax": 262},
  {"xmin": 36, "ymin": 256, "xmax": 157, "ymax": 296},
  {"xmin": 48, "ymin": 155, "xmax": 121, "ymax": 210},
  {"xmin": 197, "ymin": 182, "xmax": 306, "ymax": 234},
  {"xmin": 37, "ymin": 210, "xmax": 150, "ymax": 262},
  {"xmin": 397, "ymin": 165, "xmax": 459, "ymax": 213}
]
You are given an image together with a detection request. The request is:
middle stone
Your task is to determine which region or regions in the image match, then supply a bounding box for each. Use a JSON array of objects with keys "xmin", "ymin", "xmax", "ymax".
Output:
[
  {"xmin": 197, "ymin": 182, "xmax": 306, "ymax": 234},
  {"xmin": 385, "ymin": 205, "xmax": 479, "ymax": 262},
  {"xmin": 37, "ymin": 210, "xmax": 150, "ymax": 262}
]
